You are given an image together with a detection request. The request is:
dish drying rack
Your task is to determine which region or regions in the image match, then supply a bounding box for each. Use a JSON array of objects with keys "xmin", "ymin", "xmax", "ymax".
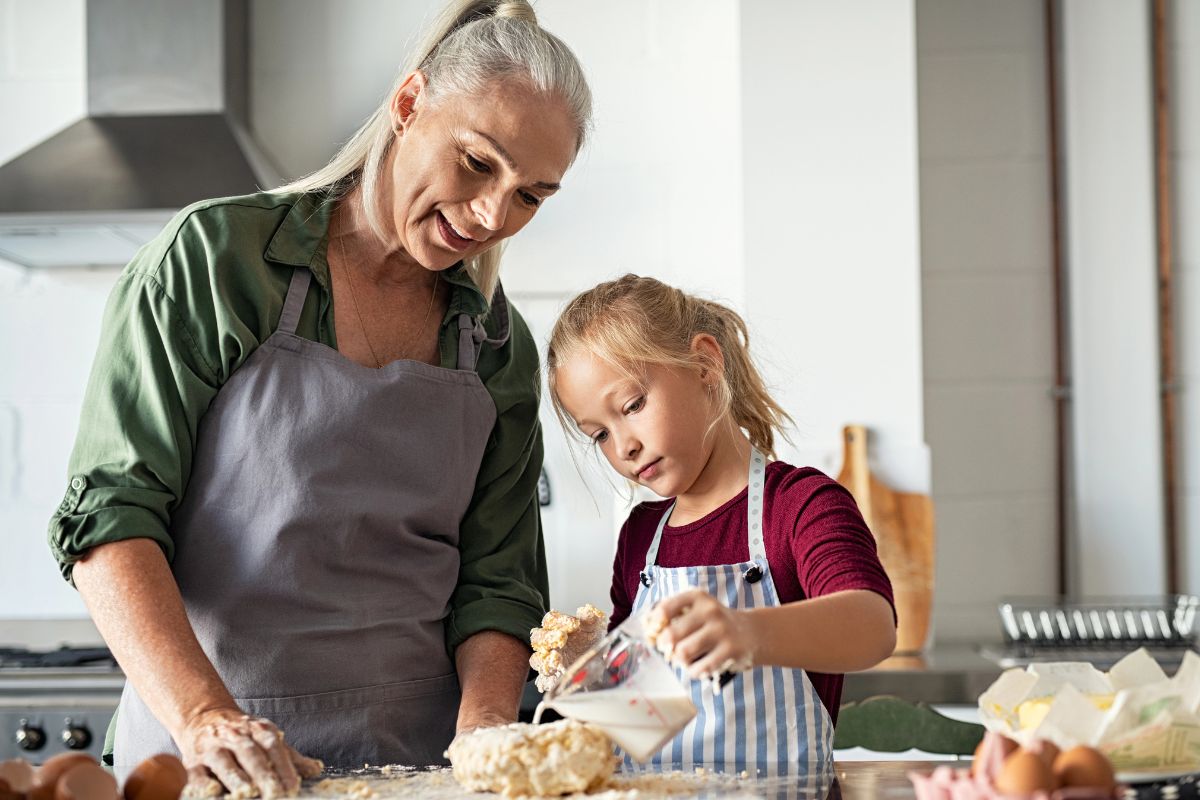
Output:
[
  {"xmin": 978, "ymin": 596, "xmax": 1198, "ymax": 670},
  {"xmin": 999, "ymin": 595, "xmax": 1199, "ymax": 650}
]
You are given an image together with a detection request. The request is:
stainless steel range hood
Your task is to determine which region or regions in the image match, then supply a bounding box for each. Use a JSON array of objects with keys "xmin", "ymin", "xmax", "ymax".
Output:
[{"xmin": 0, "ymin": 0, "xmax": 281, "ymax": 268}]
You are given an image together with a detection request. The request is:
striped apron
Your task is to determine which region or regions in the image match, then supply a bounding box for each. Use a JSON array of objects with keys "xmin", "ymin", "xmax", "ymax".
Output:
[{"xmin": 622, "ymin": 448, "xmax": 835, "ymax": 777}]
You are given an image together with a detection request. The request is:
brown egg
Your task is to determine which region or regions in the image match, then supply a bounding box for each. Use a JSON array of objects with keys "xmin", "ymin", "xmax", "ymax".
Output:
[
  {"xmin": 1053, "ymin": 745, "xmax": 1116, "ymax": 791},
  {"xmin": 30, "ymin": 755, "xmax": 97, "ymax": 800},
  {"xmin": 55, "ymin": 766, "xmax": 117, "ymax": 800},
  {"xmin": 0, "ymin": 759, "xmax": 37, "ymax": 794},
  {"xmin": 970, "ymin": 732, "xmax": 1018, "ymax": 777},
  {"xmin": 995, "ymin": 749, "xmax": 1056, "ymax": 795},
  {"xmin": 122, "ymin": 755, "xmax": 187, "ymax": 800}
]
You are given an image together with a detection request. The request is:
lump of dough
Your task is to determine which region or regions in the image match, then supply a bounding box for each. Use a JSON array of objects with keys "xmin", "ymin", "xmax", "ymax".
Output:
[
  {"xmin": 531, "ymin": 604, "xmax": 609, "ymax": 693},
  {"xmin": 446, "ymin": 720, "xmax": 614, "ymax": 798}
]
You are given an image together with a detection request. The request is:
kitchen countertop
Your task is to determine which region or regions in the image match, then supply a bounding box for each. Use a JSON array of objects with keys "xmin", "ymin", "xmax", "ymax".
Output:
[
  {"xmin": 303, "ymin": 761, "xmax": 1197, "ymax": 799},
  {"xmin": 307, "ymin": 760, "xmax": 946, "ymax": 799}
]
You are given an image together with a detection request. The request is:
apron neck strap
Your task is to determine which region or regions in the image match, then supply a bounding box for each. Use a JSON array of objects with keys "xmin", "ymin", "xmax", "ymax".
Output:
[
  {"xmin": 455, "ymin": 281, "xmax": 512, "ymax": 371},
  {"xmin": 643, "ymin": 446, "xmax": 769, "ymax": 571},
  {"xmin": 747, "ymin": 447, "xmax": 768, "ymax": 562},
  {"xmin": 278, "ymin": 268, "xmax": 313, "ymax": 335}
]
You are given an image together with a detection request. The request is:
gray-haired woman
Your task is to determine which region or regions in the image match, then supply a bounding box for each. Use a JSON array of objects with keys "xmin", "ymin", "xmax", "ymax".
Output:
[{"xmin": 49, "ymin": 0, "xmax": 590, "ymax": 794}]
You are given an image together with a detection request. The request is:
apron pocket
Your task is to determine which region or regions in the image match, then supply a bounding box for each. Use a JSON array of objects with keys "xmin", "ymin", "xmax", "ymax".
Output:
[{"xmin": 236, "ymin": 673, "xmax": 461, "ymax": 768}]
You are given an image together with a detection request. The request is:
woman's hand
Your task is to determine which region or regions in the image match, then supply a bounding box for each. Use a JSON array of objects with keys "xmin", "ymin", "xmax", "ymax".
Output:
[
  {"xmin": 176, "ymin": 707, "xmax": 323, "ymax": 799},
  {"xmin": 647, "ymin": 589, "xmax": 756, "ymax": 680}
]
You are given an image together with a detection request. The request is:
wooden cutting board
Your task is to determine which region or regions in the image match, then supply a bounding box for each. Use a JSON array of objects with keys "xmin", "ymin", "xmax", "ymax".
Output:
[{"xmin": 835, "ymin": 424, "xmax": 935, "ymax": 654}]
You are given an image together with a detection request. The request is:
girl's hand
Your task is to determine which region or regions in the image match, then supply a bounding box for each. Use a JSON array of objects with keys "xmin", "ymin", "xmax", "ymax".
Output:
[
  {"xmin": 648, "ymin": 589, "xmax": 756, "ymax": 680},
  {"xmin": 176, "ymin": 707, "xmax": 323, "ymax": 799},
  {"xmin": 529, "ymin": 605, "xmax": 608, "ymax": 692}
]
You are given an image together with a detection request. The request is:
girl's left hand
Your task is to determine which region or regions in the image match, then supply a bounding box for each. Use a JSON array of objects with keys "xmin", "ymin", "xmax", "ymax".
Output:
[{"xmin": 649, "ymin": 589, "xmax": 756, "ymax": 680}]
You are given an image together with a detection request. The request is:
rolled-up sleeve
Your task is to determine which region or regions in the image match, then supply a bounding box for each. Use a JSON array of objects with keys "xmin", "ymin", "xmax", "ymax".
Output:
[
  {"xmin": 445, "ymin": 305, "xmax": 549, "ymax": 655},
  {"xmin": 48, "ymin": 251, "xmax": 220, "ymax": 584}
]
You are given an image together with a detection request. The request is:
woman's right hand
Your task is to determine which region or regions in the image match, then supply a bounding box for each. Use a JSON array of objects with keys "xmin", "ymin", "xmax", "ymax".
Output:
[{"xmin": 176, "ymin": 707, "xmax": 323, "ymax": 799}]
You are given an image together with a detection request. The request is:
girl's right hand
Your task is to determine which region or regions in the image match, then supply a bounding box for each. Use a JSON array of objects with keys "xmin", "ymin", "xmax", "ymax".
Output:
[{"xmin": 176, "ymin": 707, "xmax": 323, "ymax": 799}]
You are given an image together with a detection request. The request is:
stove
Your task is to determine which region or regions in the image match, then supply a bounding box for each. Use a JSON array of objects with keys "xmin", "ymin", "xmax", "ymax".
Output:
[{"xmin": 0, "ymin": 646, "xmax": 124, "ymax": 762}]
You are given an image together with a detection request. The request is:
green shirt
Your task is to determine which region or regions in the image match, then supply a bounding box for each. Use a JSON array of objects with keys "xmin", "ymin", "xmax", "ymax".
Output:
[{"xmin": 48, "ymin": 189, "xmax": 549, "ymax": 657}]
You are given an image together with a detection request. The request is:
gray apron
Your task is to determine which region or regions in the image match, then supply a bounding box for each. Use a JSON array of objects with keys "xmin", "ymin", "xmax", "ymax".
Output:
[{"xmin": 114, "ymin": 266, "xmax": 507, "ymax": 768}]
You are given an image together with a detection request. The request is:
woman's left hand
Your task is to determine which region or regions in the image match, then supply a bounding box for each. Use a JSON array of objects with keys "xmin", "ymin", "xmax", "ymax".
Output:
[{"xmin": 648, "ymin": 589, "xmax": 756, "ymax": 680}]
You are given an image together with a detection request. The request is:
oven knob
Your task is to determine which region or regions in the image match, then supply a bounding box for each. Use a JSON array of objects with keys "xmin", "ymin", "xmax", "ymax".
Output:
[
  {"xmin": 15, "ymin": 719, "xmax": 46, "ymax": 751},
  {"xmin": 61, "ymin": 718, "xmax": 92, "ymax": 750}
]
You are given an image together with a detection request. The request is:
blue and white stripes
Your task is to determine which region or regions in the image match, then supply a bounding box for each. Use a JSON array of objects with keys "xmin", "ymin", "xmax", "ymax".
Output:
[{"xmin": 619, "ymin": 448, "xmax": 834, "ymax": 776}]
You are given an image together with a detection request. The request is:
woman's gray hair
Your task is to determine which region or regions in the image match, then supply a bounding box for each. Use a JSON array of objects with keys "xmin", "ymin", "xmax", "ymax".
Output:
[{"xmin": 276, "ymin": 0, "xmax": 592, "ymax": 301}]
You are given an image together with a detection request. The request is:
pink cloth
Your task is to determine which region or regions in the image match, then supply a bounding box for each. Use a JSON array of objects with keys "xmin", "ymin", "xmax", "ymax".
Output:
[{"xmin": 607, "ymin": 460, "xmax": 896, "ymax": 723}]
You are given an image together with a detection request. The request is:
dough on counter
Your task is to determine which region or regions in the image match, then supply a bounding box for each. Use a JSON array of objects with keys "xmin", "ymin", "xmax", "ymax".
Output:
[{"xmin": 446, "ymin": 720, "xmax": 614, "ymax": 798}]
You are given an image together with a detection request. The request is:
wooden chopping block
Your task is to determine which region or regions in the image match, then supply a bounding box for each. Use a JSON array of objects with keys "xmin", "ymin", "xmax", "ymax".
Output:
[{"xmin": 835, "ymin": 424, "xmax": 935, "ymax": 655}]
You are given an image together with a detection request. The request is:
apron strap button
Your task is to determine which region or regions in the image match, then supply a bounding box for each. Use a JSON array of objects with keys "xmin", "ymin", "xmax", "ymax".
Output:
[
  {"xmin": 742, "ymin": 565, "xmax": 763, "ymax": 584},
  {"xmin": 639, "ymin": 571, "xmax": 652, "ymax": 587}
]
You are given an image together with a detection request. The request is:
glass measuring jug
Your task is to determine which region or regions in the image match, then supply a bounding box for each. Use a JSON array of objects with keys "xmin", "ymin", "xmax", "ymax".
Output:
[{"xmin": 537, "ymin": 615, "xmax": 697, "ymax": 762}]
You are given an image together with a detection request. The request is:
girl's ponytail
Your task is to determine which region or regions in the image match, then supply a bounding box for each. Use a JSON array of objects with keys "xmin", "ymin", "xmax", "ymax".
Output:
[{"xmin": 695, "ymin": 300, "xmax": 793, "ymax": 458}]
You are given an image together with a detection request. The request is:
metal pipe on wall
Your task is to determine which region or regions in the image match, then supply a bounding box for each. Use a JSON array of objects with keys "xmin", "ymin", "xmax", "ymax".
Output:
[
  {"xmin": 1044, "ymin": 0, "xmax": 1070, "ymax": 598},
  {"xmin": 1152, "ymin": 0, "xmax": 1180, "ymax": 596}
]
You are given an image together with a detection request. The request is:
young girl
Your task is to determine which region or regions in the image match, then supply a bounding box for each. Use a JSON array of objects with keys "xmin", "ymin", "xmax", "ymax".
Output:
[{"xmin": 545, "ymin": 274, "xmax": 897, "ymax": 776}]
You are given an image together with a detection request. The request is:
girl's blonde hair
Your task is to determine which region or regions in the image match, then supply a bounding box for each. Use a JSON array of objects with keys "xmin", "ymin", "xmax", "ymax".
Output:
[
  {"xmin": 274, "ymin": 0, "xmax": 592, "ymax": 302},
  {"xmin": 547, "ymin": 274, "xmax": 793, "ymax": 459}
]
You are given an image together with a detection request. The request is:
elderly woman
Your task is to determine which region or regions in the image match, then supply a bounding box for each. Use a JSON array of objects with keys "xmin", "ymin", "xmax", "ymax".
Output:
[{"xmin": 47, "ymin": 0, "xmax": 590, "ymax": 794}]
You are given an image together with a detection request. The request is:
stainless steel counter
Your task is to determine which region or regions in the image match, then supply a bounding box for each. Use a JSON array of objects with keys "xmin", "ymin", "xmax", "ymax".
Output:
[
  {"xmin": 840, "ymin": 644, "xmax": 1004, "ymax": 705},
  {"xmin": 301, "ymin": 761, "xmax": 1193, "ymax": 799},
  {"xmin": 307, "ymin": 761, "xmax": 931, "ymax": 799}
]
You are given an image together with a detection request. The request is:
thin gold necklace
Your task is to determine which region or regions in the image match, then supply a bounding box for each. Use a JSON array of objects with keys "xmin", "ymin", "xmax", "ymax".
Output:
[{"xmin": 336, "ymin": 232, "xmax": 439, "ymax": 368}]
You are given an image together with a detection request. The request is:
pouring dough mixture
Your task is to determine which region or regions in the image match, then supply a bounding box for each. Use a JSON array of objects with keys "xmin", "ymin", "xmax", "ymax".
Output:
[{"xmin": 446, "ymin": 719, "xmax": 614, "ymax": 797}]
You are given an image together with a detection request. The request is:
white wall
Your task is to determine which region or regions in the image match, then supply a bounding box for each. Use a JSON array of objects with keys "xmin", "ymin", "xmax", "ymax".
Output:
[
  {"xmin": 915, "ymin": 0, "xmax": 1059, "ymax": 639},
  {"xmin": 741, "ymin": 0, "xmax": 928, "ymax": 495},
  {"xmin": 0, "ymin": 0, "xmax": 97, "ymax": 619},
  {"xmin": 1062, "ymin": 0, "xmax": 1166, "ymax": 596},
  {"xmin": 0, "ymin": 0, "xmax": 85, "ymax": 161}
]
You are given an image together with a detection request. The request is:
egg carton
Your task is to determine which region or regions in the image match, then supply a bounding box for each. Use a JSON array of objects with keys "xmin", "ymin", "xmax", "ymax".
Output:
[{"xmin": 998, "ymin": 596, "xmax": 1200, "ymax": 649}]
